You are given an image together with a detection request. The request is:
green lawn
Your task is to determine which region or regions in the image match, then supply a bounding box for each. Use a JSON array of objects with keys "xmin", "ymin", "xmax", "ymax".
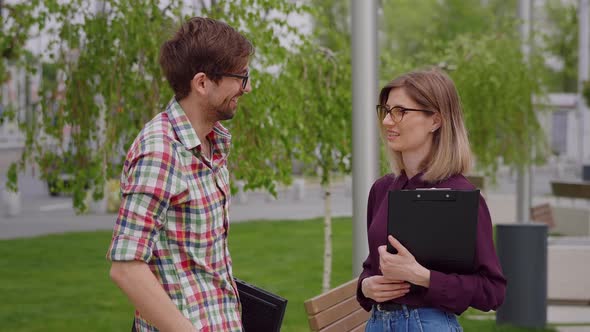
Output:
[{"xmin": 0, "ymin": 218, "xmax": 554, "ymax": 331}]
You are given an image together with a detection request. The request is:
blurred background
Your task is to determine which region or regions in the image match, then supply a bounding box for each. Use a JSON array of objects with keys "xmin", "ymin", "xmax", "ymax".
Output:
[{"xmin": 1, "ymin": 0, "xmax": 590, "ymax": 331}]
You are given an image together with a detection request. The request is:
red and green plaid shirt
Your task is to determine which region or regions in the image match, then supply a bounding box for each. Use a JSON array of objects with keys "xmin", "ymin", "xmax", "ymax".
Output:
[{"xmin": 107, "ymin": 99, "xmax": 241, "ymax": 332}]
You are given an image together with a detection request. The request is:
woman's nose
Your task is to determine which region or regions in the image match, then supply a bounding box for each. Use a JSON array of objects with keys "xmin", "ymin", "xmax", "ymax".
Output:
[{"xmin": 382, "ymin": 113, "xmax": 394, "ymax": 126}]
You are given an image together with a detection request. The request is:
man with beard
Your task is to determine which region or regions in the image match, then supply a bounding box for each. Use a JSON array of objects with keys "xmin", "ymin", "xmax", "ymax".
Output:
[{"xmin": 106, "ymin": 17, "xmax": 253, "ymax": 332}]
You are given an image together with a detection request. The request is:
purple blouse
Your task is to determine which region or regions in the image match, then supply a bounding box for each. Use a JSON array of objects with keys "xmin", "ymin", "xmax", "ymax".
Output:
[{"xmin": 356, "ymin": 172, "xmax": 506, "ymax": 315}]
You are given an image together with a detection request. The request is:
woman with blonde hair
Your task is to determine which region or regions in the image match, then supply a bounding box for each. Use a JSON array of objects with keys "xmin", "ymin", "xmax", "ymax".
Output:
[{"xmin": 356, "ymin": 68, "xmax": 506, "ymax": 331}]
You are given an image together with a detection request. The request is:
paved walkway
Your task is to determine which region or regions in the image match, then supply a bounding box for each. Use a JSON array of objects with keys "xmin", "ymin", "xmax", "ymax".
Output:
[
  {"xmin": 0, "ymin": 179, "xmax": 584, "ymax": 239},
  {"xmin": 0, "ymin": 180, "xmax": 354, "ymax": 239}
]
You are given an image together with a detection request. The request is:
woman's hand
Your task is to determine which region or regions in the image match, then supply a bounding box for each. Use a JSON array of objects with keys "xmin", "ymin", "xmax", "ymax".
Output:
[
  {"xmin": 377, "ymin": 235, "xmax": 431, "ymax": 288},
  {"xmin": 361, "ymin": 275, "xmax": 411, "ymax": 302}
]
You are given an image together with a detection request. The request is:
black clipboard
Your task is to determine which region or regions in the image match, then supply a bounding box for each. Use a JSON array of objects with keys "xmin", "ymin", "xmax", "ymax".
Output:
[
  {"xmin": 236, "ymin": 278, "xmax": 288, "ymax": 332},
  {"xmin": 387, "ymin": 189, "xmax": 480, "ymax": 274}
]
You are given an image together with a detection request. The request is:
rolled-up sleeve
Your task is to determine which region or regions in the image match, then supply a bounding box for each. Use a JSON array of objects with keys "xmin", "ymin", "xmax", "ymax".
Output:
[
  {"xmin": 107, "ymin": 136, "xmax": 187, "ymax": 263},
  {"xmin": 423, "ymin": 195, "xmax": 507, "ymax": 314}
]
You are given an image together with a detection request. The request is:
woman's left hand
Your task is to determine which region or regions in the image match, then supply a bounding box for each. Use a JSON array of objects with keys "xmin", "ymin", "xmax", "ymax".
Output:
[{"xmin": 378, "ymin": 235, "xmax": 431, "ymax": 288}]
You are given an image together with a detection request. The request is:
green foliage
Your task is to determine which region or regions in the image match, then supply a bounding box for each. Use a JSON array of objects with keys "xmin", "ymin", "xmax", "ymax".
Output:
[
  {"xmin": 279, "ymin": 41, "xmax": 352, "ymax": 185},
  {"xmin": 540, "ymin": 0, "xmax": 578, "ymax": 93},
  {"xmin": 5, "ymin": 0, "xmax": 353, "ymax": 210},
  {"xmin": 2, "ymin": 0, "xmax": 561, "ymax": 208},
  {"xmin": 12, "ymin": 0, "xmax": 182, "ymax": 213},
  {"xmin": 308, "ymin": 0, "xmax": 349, "ymax": 51},
  {"xmin": 379, "ymin": 0, "xmax": 547, "ymax": 177},
  {"xmin": 0, "ymin": 0, "xmax": 43, "ymax": 84},
  {"xmin": 194, "ymin": 0, "xmax": 324, "ymax": 194},
  {"xmin": 441, "ymin": 31, "xmax": 548, "ymax": 174},
  {"xmin": 1, "ymin": 0, "xmax": 46, "ymax": 192},
  {"xmin": 379, "ymin": 0, "xmax": 517, "ymax": 65}
]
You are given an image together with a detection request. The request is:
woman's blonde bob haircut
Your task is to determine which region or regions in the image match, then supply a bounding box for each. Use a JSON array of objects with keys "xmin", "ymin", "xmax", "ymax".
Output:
[{"xmin": 378, "ymin": 68, "xmax": 472, "ymax": 183}]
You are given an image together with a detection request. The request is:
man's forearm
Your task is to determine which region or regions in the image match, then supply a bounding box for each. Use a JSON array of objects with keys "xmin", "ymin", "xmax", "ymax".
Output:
[{"xmin": 110, "ymin": 261, "xmax": 195, "ymax": 332}]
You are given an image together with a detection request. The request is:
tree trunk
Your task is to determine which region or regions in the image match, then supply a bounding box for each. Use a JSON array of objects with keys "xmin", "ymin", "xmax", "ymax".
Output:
[{"xmin": 322, "ymin": 185, "xmax": 332, "ymax": 293}]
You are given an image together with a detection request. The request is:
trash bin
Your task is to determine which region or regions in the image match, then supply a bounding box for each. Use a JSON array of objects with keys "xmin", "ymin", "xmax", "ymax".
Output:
[
  {"xmin": 496, "ymin": 223, "xmax": 547, "ymax": 329},
  {"xmin": 583, "ymin": 165, "xmax": 590, "ymax": 181}
]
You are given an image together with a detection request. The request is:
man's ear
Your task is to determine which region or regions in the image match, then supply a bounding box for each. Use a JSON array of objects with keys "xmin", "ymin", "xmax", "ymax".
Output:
[{"xmin": 191, "ymin": 72, "xmax": 208, "ymax": 95}]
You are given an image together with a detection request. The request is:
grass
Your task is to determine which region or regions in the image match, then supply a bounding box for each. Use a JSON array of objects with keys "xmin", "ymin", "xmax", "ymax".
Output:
[{"xmin": 0, "ymin": 218, "xmax": 556, "ymax": 331}]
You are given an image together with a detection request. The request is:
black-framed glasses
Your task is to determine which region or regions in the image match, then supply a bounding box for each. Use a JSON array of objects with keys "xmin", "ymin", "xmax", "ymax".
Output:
[
  {"xmin": 376, "ymin": 104, "xmax": 434, "ymax": 123},
  {"xmin": 214, "ymin": 70, "xmax": 249, "ymax": 89}
]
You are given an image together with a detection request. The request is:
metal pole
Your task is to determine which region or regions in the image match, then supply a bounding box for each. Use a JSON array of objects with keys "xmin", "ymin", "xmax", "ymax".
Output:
[
  {"xmin": 578, "ymin": 0, "xmax": 589, "ymax": 174},
  {"xmin": 351, "ymin": 0, "xmax": 379, "ymax": 276},
  {"xmin": 528, "ymin": 0, "xmax": 536, "ymax": 210},
  {"xmin": 516, "ymin": 0, "xmax": 531, "ymax": 223}
]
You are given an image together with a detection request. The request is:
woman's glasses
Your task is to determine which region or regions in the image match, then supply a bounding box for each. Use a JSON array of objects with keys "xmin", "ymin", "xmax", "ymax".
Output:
[{"xmin": 376, "ymin": 105, "xmax": 434, "ymax": 123}]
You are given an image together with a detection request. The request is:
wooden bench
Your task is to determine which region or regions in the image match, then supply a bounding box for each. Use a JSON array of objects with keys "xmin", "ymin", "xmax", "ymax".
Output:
[
  {"xmin": 304, "ymin": 279, "xmax": 370, "ymax": 332},
  {"xmin": 530, "ymin": 203, "xmax": 555, "ymax": 228},
  {"xmin": 551, "ymin": 181, "xmax": 590, "ymax": 200}
]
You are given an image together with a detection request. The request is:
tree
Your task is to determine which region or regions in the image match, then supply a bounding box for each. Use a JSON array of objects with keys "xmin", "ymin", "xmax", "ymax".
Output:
[
  {"xmin": 539, "ymin": 0, "xmax": 578, "ymax": 93},
  {"xmin": 9, "ymin": 0, "xmax": 185, "ymax": 210},
  {"xmin": 6, "ymin": 0, "xmax": 319, "ymax": 212},
  {"xmin": 379, "ymin": 0, "xmax": 548, "ymax": 177},
  {"xmin": 197, "ymin": 0, "xmax": 312, "ymax": 195},
  {"xmin": 286, "ymin": 0, "xmax": 352, "ymax": 292},
  {"xmin": 379, "ymin": 0, "xmax": 518, "ymax": 74},
  {"xmin": 441, "ymin": 31, "xmax": 547, "ymax": 172},
  {"xmin": 283, "ymin": 43, "xmax": 351, "ymax": 293},
  {"xmin": 1, "ymin": 0, "xmax": 45, "ymax": 192},
  {"xmin": 6, "ymin": 0, "xmax": 355, "ymax": 293},
  {"xmin": 0, "ymin": 0, "xmax": 44, "ymax": 85}
]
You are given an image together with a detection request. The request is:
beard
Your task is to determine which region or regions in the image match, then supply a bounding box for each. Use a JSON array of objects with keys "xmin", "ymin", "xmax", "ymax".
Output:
[{"xmin": 213, "ymin": 94, "xmax": 241, "ymax": 121}]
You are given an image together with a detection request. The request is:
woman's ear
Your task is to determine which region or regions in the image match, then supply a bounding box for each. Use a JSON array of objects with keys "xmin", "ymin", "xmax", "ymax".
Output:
[{"xmin": 431, "ymin": 112, "xmax": 442, "ymax": 132}]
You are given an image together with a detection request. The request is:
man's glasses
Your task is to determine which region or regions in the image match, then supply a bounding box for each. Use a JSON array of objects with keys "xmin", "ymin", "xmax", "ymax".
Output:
[
  {"xmin": 376, "ymin": 104, "xmax": 434, "ymax": 123},
  {"xmin": 214, "ymin": 70, "xmax": 249, "ymax": 89}
]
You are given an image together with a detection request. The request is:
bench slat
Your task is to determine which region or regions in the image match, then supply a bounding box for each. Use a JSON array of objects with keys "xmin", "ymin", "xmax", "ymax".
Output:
[
  {"xmin": 304, "ymin": 279, "xmax": 358, "ymax": 315},
  {"xmin": 350, "ymin": 321, "xmax": 367, "ymax": 332},
  {"xmin": 551, "ymin": 182, "xmax": 590, "ymax": 199},
  {"xmin": 530, "ymin": 203, "xmax": 555, "ymax": 228},
  {"xmin": 531, "ymin": 209, "xmax": 550, "ymax": 217},
  {"xmin": 319, "ymin": 308, "xmax": 370, "ymax": 332},
  {"xmin": 308, "ymin": 296, "xmax": 360, "ymax": 330}
]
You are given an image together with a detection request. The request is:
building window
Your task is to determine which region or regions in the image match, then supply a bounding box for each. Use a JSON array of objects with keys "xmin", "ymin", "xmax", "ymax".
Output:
[{"xmin": 551, "ymin": 110, "xmax": 568, "ymax": 156}]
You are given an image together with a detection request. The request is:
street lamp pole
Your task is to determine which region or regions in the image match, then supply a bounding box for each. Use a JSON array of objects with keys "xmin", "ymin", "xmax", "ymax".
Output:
[
  {"xmin": 351, "ymin": 0, "xmax": 379, "ymax": 276},
  {"xmin": 516, "ymin": 0, "xmax": 532, "ymax": 224}
]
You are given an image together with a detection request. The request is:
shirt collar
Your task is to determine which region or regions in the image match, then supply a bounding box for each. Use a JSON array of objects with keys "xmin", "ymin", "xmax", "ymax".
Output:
[
  {"xmin": 165, "ymin": 98, "xmax": 200, "ymax": 150},
  {"xmin": 396, "ymin": 170, "xmax": 428, "ymax": 189},
  {"xmin": 209, "ymin": 122, "xmax": 232, "ymax": 160},
  {"xmin": 165, "ymin": 98, "xmax": 232, "ymax": 164}
]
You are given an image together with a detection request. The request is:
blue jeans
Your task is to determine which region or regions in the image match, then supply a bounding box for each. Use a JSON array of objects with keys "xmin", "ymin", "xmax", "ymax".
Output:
[{"xmin": 365, "ymin": 305, "xmax": 463, "ymax": 332}]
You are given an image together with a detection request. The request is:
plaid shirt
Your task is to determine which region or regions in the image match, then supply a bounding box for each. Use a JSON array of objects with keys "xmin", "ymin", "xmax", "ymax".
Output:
[{"xmin": 107, "ymin": 99, "xmax": 241, "ymax": 332}]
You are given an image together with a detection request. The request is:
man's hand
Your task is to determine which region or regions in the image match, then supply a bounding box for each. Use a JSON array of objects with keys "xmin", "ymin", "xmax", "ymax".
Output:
[
  {"xmin": 377, "ymin": 235, "xmax": 431, "ymax": 288},
  {"xmin": 361, "ymin": 275, "xmax": 410, "ymax": 302}
]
